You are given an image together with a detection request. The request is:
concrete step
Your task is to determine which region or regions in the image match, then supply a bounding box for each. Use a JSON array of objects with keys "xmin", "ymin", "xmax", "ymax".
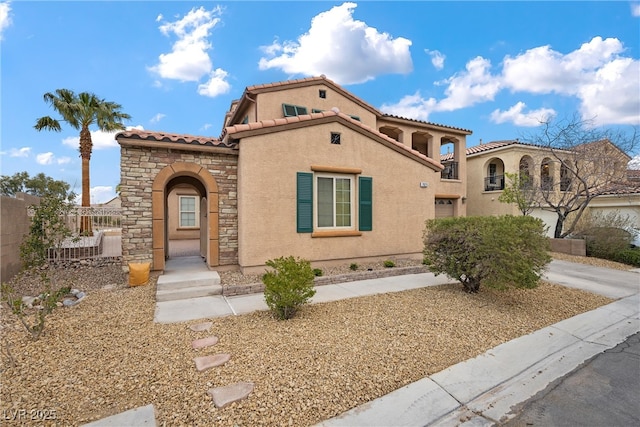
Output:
[
  {"xmin": 156, "ymin": 284, "xmax": 222, "ymax": 302},
  {"xmin": 157, "ymin": 271, "xmax": 220, "ymax": 290}
]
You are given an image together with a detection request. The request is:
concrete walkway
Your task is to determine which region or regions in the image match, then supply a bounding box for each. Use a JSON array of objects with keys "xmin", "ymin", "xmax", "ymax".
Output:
[{"xmin": 92, "ymin": 260, "xmax": 639, "ymax": 426}]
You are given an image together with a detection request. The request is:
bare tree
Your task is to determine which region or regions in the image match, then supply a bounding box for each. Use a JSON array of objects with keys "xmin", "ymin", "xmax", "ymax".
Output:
[{"xmin": 524, "ymin": 114, "xmax": 637, "ymax": 238}]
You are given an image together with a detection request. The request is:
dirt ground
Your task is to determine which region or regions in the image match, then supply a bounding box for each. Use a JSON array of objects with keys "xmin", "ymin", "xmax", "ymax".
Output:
[{"xmin": 0, "ymin": 253, "xmax": 624, "ymax": 426}]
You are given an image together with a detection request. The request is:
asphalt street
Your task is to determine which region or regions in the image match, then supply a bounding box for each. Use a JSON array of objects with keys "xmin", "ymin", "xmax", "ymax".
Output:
[{"xmin": 503, "ymin": 331, "xmax": 640, "ymax": 427}]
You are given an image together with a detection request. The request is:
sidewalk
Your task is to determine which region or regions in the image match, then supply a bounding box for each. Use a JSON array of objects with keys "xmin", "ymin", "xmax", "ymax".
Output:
[{"xmin": 93, "ymin": 261, "xmax": 640, "ymax": 426}]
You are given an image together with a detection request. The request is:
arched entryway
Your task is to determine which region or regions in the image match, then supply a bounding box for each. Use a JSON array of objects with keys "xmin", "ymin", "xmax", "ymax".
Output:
[{"xmin": 151, "ymin": 162, "xmax": 219, "ymax": 271}]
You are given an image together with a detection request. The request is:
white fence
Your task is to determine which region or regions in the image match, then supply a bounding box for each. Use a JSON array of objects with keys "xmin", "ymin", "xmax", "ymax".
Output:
[{"xmin": 28, "ymin": 206, "xmax": 122, "ymax": 265}]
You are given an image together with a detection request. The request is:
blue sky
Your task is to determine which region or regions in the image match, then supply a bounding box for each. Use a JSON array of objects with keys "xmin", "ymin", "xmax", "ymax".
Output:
[{"xmin": 1, "ymin": 1, "xmax": 639, "ymax": 203}]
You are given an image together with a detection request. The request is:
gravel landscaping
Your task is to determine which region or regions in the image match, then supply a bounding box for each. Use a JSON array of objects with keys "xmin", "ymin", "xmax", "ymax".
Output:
[{"xmin": 0, "ymin": 254, "xmax": 625, "ymax": 426}]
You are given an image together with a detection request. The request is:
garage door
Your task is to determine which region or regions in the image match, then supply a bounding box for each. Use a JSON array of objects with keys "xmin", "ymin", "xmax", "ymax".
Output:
[{"xmin": 435, "ymin": 199, "xmax": 455, "ymax": 218}]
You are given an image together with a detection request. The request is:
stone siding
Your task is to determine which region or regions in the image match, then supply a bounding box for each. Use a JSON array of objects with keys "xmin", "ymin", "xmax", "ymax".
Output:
[{"xmin": 120, "ymin": 146, "xmax": 238, "ymax": 268}]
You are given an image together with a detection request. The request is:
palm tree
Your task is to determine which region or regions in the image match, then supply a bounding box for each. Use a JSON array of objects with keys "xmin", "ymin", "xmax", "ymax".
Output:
[{"xmin": 35, "ymin": 89, "xmax": 131, "ymax": 234}]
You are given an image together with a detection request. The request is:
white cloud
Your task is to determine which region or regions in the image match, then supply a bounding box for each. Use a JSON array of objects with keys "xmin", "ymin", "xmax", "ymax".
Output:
[
  {"xmin": 90, "ymin": 186, "xmax": 115, "ymax": 204},
  {"xmin": 500, "ymin": 37, "xmax": 639, "ymax": 125},
  {"xmin": 36, "ymin": 152, "xmax": 54, "ymax": 165},
  {"xmin": 197, "ymin": 68, "xmax": 231, "ymax": 97},
  {"xmin": 490, "ymin": 102, "xmax": 556, "ymax": 127},
  {"xmin": 382, "ymin": 36, "xmax": 639, "ymax": 126},
  {"xmin": 577, "ymin": 57, "xmax": 640, "ymax": 126},
  {"xmin": 628, "ymin": 155, "xmax": 640, "ymax": 169},
  {"xmin": 35, "ymin": 152, "xmax": 71, "ymax": 166},
  {"xmin": 149, "ymin": 6, "xmax": 230, "ymax": 97},
  {"xmin": 150, "ymin": 113, "xmax": 166, "ymax": 124},
  {"xmin": 0, "ymin": 1, "xmax": 11, "ymax": 41},
  {"xmin": 631, "ymin": 3, "xmax": 640, "ymax": 17},
  {"xmin": 425, "ymin": 49, "xmax": 445, "ymax": 70},
  {"xmin": 437, "ymin": 56, "xmax": 502, "ymax": 111},
  {"xmin": 62, "ymin": 125, "xmax": 144, "ymax": 151},
  {"xmin": 258, "ymin": 2, "xmax": 412, "ymax": 85},
  {"xmin": 6, "ymin": 147, "xmax": 31, "ymax": 157},
  {"xmin": 201, "ymin": 123, "xmax": 213, "ymax": 131},
  {"xmin": 380, "ymin": 91, "xmax": 437, "ymax": 121}
]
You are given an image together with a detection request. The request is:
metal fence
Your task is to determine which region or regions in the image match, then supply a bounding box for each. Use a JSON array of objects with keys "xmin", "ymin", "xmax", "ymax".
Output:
[{"xmin": 28, "ymin": 205, "xmax": 122, "ymax": 265}]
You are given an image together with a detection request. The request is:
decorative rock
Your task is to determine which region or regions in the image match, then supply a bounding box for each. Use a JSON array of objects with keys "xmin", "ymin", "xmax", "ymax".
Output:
[
  {"xmin": 70, "ymin": 289, "xmax": 80, "ymax": 296},
  {"xmin": 22, "ymin": 296, "xmax": 37, "ymax": 308},
  {"xmin": 208, "ymin": 382, "xmax": 254, "ymax": 408},
  {"xmin": 192, "ymin": 336, "xmax": 219, "ymax": 349},
  {"xmin": 62, "ymin": 298, "xmax": 77, "ymax": 307},
  {"xmin": 189, "ymin": 322, "xmax": 213, "ymax": 332},
  {"xmin": 194, "ymin": 354, "xmax": 231, "ymax": 371},
  {"xmin": 75, "ymin": 292, "xmax": 86, "ymax": 299}
]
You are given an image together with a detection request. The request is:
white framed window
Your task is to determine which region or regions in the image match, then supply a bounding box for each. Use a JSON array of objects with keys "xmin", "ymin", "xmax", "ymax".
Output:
[
  {"xmin": 315, "ymin": 174, "xmax": 354, "ymax": 229},
  {"xmin": 179, "ymin": 195, "xmax": 199, "ymax": 228}
]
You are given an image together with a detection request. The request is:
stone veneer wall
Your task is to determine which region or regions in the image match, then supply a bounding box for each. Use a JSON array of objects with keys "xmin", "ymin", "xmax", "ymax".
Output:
[{"xmin": 120, "ymin": 146, "xmax": 238, "ymax": 268}]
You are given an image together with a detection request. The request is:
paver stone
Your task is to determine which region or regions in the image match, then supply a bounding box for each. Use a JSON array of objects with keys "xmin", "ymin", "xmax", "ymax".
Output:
[
  {"xmin": 192, "ymin": 336, "xmax": 219, "ymax": 349},
  {"xmin": 194, "ymin": 354, "xmax": 231, "ymax": 371},
  {"xmin": 208, "ymin": 382, "xmax": 254, "ymax": 408}
]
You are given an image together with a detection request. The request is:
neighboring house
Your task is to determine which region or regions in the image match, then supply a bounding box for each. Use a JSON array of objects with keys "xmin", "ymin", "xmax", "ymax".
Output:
[
  {"xmin": 100, "ymin": 196, "xmax": 121, "ymax": 208},
  {"xmin": 464, "ymin": 139, "xmax": 637, "ymax": 236},
  {"xmin": 116, "ymin": 76, "xmax": 471, "ymax": 273}
]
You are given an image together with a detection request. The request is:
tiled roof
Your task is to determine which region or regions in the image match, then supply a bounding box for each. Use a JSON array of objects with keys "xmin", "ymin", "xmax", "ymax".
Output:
[
  {"xmin": 381, "ymin": 114, "xmax": 473, "ymax": 134},
  {"xmin": 116, "ymin": 130, "xmax": 237, "ymax": 149},
  {"xmin": 628, "ymin": 169, "xmax": 640, "ymax": 181},
  {"xmin": 466, "ymin": 140, "xmax": 520, "ymax": 155},
  {"xmin": 224, "ymin": 110, "xmax": 444, "ymax": 170},
  {"xmin": 597, "ymin": 179, "xmax": 640, "ymax": 196},
  {"xmin": 245, "ymin": 76, "xmax": 330, "ymax": 92}
]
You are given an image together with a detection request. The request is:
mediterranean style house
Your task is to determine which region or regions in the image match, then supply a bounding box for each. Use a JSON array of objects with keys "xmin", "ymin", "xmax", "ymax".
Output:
[
  {"xmin": 463, "ymin": 139, "xmax": 638, "ymax": 236},
  {"xmin": 116, "ymin": 76, "xmax": 471, "ymax": 273}
]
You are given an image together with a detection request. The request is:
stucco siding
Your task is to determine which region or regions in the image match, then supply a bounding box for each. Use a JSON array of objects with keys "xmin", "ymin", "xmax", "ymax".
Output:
[
  {"xmin": 237, "ymin": 122, "xmax": 436, "ymax": 271},
  {"xmin": 255, "ymin": 85, "xmax": 378, "ymax": 129}
]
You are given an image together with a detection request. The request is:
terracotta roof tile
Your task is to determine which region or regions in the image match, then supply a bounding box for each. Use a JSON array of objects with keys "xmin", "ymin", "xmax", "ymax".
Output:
[
  {"xmin": 116, "ymin": 130, "xmax": 236, "ymax": 149},
  {"xmin": 225, "ymin": 111, "xmax": 443, "ymax": 170},
  {"xmin": 381, "ymin": 114, "xmax": 473, "ymax": 134},
  {"xmin": 597, "ymin": 179, "xmax": 640, "ymax": 196}
]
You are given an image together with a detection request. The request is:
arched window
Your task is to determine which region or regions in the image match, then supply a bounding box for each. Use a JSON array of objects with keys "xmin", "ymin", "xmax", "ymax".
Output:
[
  {"xmin": 541, "ymin": 158, "xmax": 553, "ymax": 190},
  {"xmin": 560, "ymin": 160, "xmax": 571, "ymax": 191}
]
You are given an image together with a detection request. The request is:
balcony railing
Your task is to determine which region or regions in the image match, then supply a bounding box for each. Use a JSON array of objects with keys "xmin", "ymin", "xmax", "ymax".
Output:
[
  {"xmin": 441, "ymin": 161, "xmax": 459, "ymax": 180},
  {"xmin": 484, "ymin": 174, "xmax": 505, "ymax": 191}
]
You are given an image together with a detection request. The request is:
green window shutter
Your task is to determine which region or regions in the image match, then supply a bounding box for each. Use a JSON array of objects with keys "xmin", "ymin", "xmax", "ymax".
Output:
[
  {"xmin": 359, "ymin": 176, "xmax": 372, "ymax": 231},
  {"xmin": 297, "ymin": 172, "xmax": 313, "ymax": 233}
]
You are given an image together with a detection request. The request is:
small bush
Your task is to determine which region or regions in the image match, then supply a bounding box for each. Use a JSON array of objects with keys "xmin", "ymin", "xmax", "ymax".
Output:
[
  {"xmin": 312, "ymin": 268, "xmax": 323, "ymax": 277},
  {"xmin": 383, "ymin": 260, "xmax": 395, "ymax": 268},
  {"xmin": 349, "ymin": 263, "xmax": 359, "ymax": 271},
  {"xmin": 1, "ymin": 274, "xmax": 70, "ymax": 340},
  {"xmin": 423, "ymin": 215, "xmax": 551, "ymax": 293},
  {"xmin": 262, "ymin": 256, "xmax": 316, "ymax": 320},
  {"xmin": 612, "ymin": 247, "xmax": 640, "ymax": 267}
]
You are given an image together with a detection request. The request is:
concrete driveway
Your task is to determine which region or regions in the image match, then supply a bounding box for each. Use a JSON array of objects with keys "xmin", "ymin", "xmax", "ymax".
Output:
[{"xmin": 544, "ymin": 260, "xmax": 640, "ymax": 299}]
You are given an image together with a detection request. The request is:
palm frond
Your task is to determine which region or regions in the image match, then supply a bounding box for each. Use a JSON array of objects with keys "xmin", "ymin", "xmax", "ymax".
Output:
[{"xmin": 34, "ymin": 116, "xmax": 62, "ymax": 132}]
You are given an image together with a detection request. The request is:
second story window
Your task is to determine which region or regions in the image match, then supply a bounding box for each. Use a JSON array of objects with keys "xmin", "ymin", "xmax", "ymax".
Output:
[{"xmin": 282, "ymin": 103, "xmax": 308, "ymax": 117}]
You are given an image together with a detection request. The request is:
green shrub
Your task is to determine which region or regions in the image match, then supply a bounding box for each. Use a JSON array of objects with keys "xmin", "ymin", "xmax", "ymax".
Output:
[
  {"xmin": 612, "ymin": 248, "xmax": 640, "ymax": 267},
  {"xmin": 262, "ymin": 256, "xmax": 316, "ymax": 320},
  {"xmin": 579, "ymin": 227, "xmax": 631, "ymax": 260},
  {"xmin": 349, "ymin": 263, "xmax": 359, "ymax": 271},
  {"xmin": 312, "ymin": 268, "xmax": 323, "ymax": 277},
  {"xmin": 423, "ymin": 215, "xmax": 551, "ymax": 293},
  {"xmin": 383, "ymin": 260, "xmax": 395, "ymax": 268}
]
